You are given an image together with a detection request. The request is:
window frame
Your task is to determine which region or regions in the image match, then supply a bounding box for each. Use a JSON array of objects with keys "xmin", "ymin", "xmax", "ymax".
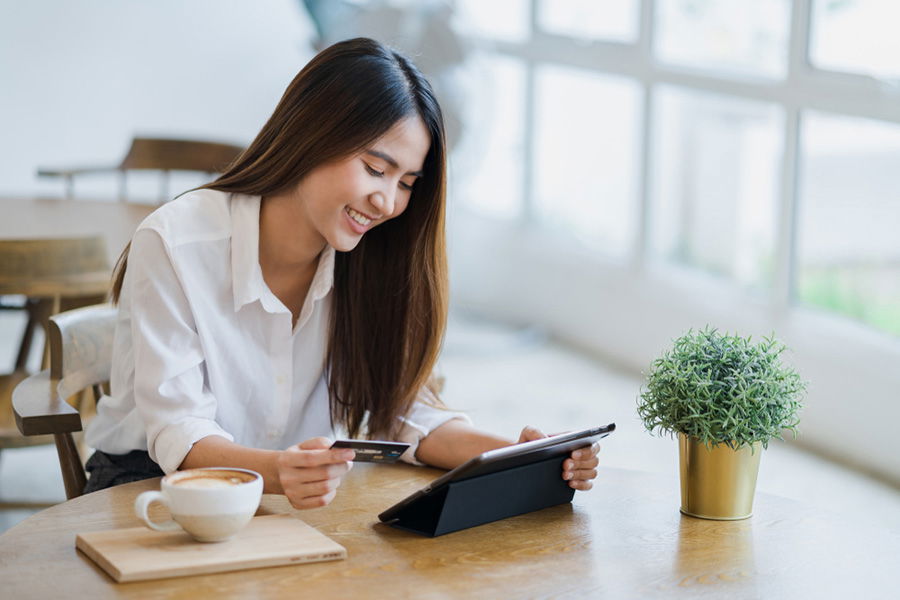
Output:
[{"xmin": 460, "ymin": 0, "xmax": 900, "ymax": 323}]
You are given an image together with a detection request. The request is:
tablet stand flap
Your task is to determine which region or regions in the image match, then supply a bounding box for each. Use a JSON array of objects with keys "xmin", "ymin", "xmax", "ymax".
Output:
[{"xmin": 387, "ymin": 455, "xmax": 576, "ymax": 537}]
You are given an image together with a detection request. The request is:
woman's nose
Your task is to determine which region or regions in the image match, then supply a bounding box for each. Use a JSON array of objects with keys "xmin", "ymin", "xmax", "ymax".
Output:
[{"xmin": 369, "ymin": 187, "xmax": 395, "ymax": 218}]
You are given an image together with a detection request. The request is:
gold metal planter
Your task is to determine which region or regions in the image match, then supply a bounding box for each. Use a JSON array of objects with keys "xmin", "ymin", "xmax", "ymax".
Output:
[{"xmin": 678, "ymin": 433, "xmax": 762, "ymax": 520}]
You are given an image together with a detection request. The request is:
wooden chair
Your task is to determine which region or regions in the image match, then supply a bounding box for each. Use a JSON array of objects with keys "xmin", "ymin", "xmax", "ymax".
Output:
[
  {"xmin": 0, "ymin": 237, "xmax": 109, "ymax": 462},
  {"xmin": 12, "ymin": 304, "xmax": 116, "ymax": 499},
  {"xmin": 37, "ymin": 136, "xmax": 244, "ymax": 202}
]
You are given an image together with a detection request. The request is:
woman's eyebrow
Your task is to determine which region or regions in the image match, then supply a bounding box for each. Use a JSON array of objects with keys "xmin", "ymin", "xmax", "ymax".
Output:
[{"xmin": 365, "ymin": 150, "xmax": 424, "ymax": 177}]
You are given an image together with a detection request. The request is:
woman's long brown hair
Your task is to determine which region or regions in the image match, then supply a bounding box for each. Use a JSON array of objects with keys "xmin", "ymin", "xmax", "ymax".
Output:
[{"xmin": 110, "ymin": 38, "xmax": 448, "ymax": 439}]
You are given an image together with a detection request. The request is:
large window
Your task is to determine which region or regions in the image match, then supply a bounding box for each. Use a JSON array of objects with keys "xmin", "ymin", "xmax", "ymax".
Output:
[
  {"xmin": 650, "ymin": 87, "xmax": 782, "ymax": 292},
  {"xmin": 454, "ymin": 0, "xmax": 900, "ymax": 338},
  {"xmin": 533, "ymin": 66, "xmax": 641, "ymax": 255},
  {"xmin": 452, "ymin": 53, "xmax": 526, "ymax": 220},
  {"xmin": 797, "ymin": 113, "xmax": 900, "ymax": 335}
]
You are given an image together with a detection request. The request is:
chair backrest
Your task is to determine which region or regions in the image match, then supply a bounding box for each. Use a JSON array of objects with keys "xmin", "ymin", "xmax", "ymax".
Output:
[
  {"xmin": 37, "ymin": 136, "xmax": 244, "ymax": 201},
  {"xmin": 12, "ymin": 304, "xmax": 117, "ymax": 499},
  {"xmin": 50, "ymin": 304, "xmax": 117, "ymax": 401},
  {"xmin": 118, "ymin": 137, "xmax": 244, "ymax": 173}
]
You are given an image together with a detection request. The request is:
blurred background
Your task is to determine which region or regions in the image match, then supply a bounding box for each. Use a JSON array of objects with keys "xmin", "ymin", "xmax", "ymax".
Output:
[{"xmin": 1, "ymin": 0, "xmax": 898, "ymax": 529}]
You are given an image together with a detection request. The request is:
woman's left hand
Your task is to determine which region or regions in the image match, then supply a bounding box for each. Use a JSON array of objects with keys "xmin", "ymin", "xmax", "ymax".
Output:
[{"xmin": 517, "ymin": 426, "xmax": 601, "ymax": 491}]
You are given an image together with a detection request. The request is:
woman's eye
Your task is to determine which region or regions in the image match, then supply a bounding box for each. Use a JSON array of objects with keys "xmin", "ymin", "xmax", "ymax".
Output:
[
  {"xmin": 364, "ymin": 163, "xmax": 384, "ymax": 177},
  {"xmin": 365, "ymin": 160, "xmax": 414, "ymax": 190}
]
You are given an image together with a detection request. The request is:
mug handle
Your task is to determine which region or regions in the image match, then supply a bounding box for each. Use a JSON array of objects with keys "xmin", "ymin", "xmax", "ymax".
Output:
[{"xmin": 134, "ymin": 491, "xmax": 182, "ymax": 532}]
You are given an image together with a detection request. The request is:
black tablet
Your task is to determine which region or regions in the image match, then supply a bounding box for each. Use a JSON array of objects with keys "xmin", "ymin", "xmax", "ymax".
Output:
[{"xmin": 378, "ymin": 423, "xmax": 615, "ymax": 523}]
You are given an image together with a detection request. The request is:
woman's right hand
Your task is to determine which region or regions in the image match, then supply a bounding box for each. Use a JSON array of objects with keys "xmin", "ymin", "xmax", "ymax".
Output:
[{"xmin": 276, "ymin": 437, "xmax": 354, "ymax": 509}]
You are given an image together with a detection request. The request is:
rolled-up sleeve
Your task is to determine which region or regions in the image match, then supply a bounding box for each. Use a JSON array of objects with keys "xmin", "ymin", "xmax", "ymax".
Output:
[
  {"xmin": 128, "ymin": 228, "xmax": 233, "ymax": 473},
  {"xmin": 394, "ymin": 384, "xmax": 471, "ymax": 466}
]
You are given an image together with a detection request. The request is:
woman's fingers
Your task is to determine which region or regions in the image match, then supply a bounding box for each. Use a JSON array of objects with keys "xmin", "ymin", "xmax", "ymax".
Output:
[
  {"xmin": 513, "ymin": 427, "xmax": 607, "ymax": 491},
  {"xmin": 299, "ymin": 436, "xmax": 333, "ymax": 450},
  {"xmin": 283, "ymin": 439, "xmax": 355, "ymax": 467},
  {"xmin": 562, "ymin": 442, "xmax": 601, "ymax": 489},
  {"xmin": 568, "ymin": 479, "xmax": 594, "ymax": 491},
  {"xmin": 279, "ymin": 437, "xmax": 355, "ymax": 509},
  {"xmin": 517, "ymin": 425, "xmax": 548, "ymax": 444},
  {"xmin": 296, "ymin": 477, "xmax": 341, "ymax": 497},
  {"xmin": 564, "ymin": 468, "xmax": 598, "ymax": 481},
  {"xmin": 282, "ymin": 469, "xmax": 347, "ymax": 509},
  {"xmin": 281, "ymin": 461, "xmax": 352, "ymax": 485},
  {"xmin": 572, "ymin": 441, "xmax": 601, "ymax": 459},
  {"xmin": 288, "ymin": 488, "xmax": 338, "ymax": 510},
  {"xmin": 563, "ymin": 455, "xmax": 600, "ymax": 472}
]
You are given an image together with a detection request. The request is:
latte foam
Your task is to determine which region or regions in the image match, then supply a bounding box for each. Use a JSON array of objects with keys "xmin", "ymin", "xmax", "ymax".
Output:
[
  {"xmin": 173, "ymin": 477, "xmax": 242, "ymax": 489},
  {"xmin": 169, "ymin": 469, "xmax": 257, "ymax": 488}
]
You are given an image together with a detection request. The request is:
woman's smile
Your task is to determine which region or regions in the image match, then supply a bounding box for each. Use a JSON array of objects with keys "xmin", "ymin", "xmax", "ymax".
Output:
[{"xmin": 344, "ymin": 206, "xmax": 375, "ymax": 234}]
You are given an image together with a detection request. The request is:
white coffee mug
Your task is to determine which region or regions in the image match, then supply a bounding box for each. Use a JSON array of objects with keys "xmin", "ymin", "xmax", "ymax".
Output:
[{"xmin": 134, "ymin": 467, "xmax": 263, "ymax": 543}]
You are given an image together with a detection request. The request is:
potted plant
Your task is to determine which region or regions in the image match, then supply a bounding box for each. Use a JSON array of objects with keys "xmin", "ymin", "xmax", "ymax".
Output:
[{"xmin": 637, "ymin": 327, "xmax": 806, "ymax": 520}]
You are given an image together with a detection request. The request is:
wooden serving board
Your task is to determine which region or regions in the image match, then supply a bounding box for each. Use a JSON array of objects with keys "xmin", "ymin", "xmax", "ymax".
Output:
[{"xmin": 75, "ymin": 514, "xmax": 346, "ymax": 583}]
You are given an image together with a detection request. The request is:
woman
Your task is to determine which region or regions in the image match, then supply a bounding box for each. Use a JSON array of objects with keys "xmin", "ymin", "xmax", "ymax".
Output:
[{"xmin": 84, "ymin": 38, "xmax": 601, "ymax": 508}]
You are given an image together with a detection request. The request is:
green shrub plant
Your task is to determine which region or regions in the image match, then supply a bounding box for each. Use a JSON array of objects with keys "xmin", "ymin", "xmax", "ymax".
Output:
[{"xmin": 637, "ymin": 327, "xmax": 806, "ymax": 450}]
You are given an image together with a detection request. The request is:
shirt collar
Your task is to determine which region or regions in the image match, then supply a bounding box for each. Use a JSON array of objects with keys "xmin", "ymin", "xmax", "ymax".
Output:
[
  {"xmin": 308, "ymin": 243, "xmax": 336, "ymax": 302},
  {"xmin": 231, "ymin": 194, "xmax": 336, "ymax": 312}
]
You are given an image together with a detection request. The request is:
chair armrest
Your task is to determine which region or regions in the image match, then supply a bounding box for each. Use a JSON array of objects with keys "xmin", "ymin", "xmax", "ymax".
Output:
[
  {"xmin": 12, "ymin": 370, "xmax": 83, "ymax": 436},
  {"xmin": 37, "ymin": 165, "xmax": 120, "ymax": 178}
]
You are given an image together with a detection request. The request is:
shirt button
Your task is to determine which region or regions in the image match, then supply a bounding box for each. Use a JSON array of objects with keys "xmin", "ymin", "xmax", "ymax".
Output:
[
  {"xmin": 276, "ymin": 375, "xmax": 286, "ymax": 385},
  {"xmin": 268, "ymin": 431, "xmax": 279, "ymax": 439}
]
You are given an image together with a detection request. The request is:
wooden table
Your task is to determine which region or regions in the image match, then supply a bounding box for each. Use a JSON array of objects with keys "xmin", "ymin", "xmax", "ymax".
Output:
[
  {"xmin": 1, "ymin": 196, "xmax": 155, "ymax": 267},
  {"xmin": 0, "ymin": 464, "xmax": 897, "ymax": 598}
]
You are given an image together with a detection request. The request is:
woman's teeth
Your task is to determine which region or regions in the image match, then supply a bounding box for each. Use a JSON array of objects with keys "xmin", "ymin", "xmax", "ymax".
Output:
[{"xmin": 346, "ymin": 207, "xmax": 372, "ymax": 226}]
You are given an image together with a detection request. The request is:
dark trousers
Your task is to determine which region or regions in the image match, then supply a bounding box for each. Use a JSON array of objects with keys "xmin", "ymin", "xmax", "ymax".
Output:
[{"xmin": 83, "ymin": 449, "xmax": 165, "ymax": 494}]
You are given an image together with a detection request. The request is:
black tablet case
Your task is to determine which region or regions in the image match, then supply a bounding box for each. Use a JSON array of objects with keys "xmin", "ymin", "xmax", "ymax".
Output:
[{"xmin": 384, "ymin": 455, "xmax": 575, "ymax": 537}]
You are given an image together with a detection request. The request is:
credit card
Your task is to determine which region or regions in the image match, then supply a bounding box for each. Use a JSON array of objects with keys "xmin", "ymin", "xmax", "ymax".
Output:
[{"xmin": 330, "ymin": 439, "xmax": 411, "ymax": 463}]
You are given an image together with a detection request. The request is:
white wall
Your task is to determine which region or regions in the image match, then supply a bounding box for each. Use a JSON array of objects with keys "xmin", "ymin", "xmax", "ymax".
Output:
[
  {"xmin": 448, "ymin": 208, "xmax": 900, "ymax": 485},
  {"xmin": 0, "ymin": 0, "xmax": 316, "ymax": 198}
]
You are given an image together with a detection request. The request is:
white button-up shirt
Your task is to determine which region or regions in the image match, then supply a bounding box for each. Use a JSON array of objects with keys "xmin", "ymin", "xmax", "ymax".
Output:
[{"xmin": 85, "ymin": 190, "xmax": 466, "ymax": 473}]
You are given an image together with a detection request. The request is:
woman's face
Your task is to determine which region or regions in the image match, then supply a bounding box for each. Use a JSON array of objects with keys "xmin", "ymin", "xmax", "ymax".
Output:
[{"xmin": 295, "ymin": 115, "xmax": 431, "ymax": 252}]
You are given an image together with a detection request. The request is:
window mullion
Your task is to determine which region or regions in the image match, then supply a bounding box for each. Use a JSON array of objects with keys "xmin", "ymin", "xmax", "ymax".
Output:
[
  {"xmin": 773, "ymin": 0, "xmax": 810, "ymax": 317},
  {"xmin": 774, "ymin": 108, "xmax": 801, "ymax": 317},
  {"xmin": 521, "ymin": 0, "xmax": 538, "ymax": 224},
  {"xmin": 787, "ymin": 0, "xmax": 813, "ymax": 83},
  {"xmin": 522, "ymin": 62, "xmax": 536, "ymax": 225},
  {"xmin": 633, "ymin": 0, "xmax": 656, "ymax": 268}
]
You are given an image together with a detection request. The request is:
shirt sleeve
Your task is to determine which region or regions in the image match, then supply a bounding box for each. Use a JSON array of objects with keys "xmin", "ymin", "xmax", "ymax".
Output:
[
  {"xmin": 127, "ymin": 228, "xmax": 234, "ymax": 473},
  {"xmin": 393, "ymin": 382, "xmax": 472, "ymax": 466}
]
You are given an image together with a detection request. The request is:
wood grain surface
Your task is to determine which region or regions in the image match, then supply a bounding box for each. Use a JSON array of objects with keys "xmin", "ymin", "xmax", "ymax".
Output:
[
  {"xmin": 0, "ymin": 464, "xmax": 897, "ymax": 599},
  {"xmin": 76, "ymin": 514, "xmax": 346, "ymax": 582}
]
